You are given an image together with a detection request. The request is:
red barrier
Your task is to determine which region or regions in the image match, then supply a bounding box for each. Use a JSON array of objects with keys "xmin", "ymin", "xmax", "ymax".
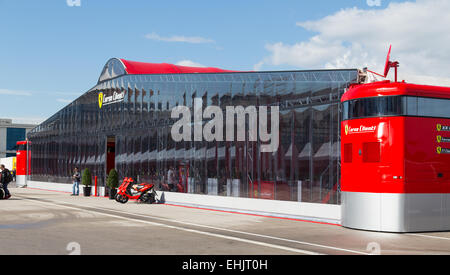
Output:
[{"xmin": 95, "ymin": 176, "xmax": 98, "ymax": 197}]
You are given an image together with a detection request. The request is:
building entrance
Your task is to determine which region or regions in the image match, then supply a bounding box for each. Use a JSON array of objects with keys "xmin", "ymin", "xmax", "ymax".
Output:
[{"xmin": 106, "ymin": 136, "xmax": 116, "ymax": 175}]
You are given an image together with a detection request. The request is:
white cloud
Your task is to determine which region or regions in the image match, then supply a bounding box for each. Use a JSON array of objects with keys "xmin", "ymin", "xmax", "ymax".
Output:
[
  {"xmin": 253, "ymin": 61, "xmax": 265, "ymax": 71},
  {"xmin": 367, "ymin": 0, "xmax": 382, "ymax": 7},
  {"xmin": 256, "ymin": 0, "xmax": 450, "ymax": 86},
  {"xmin": 53, "ymin": 91, "xmax": 81, "ymax": 96},
  {"xmin": 0, "ymin": 89, "xmax": 32, "ymax": 96},
  {"xmin": 144, "ymin": 32, "xmax": 215, "ymax": 44},
  {"xmin": 0, "ymin": 89, "xmax": 80, "ymax": 97},
  {"xmin": 57, "ymin": 98, "xmax": 73, "ymax": 103},
  {"xmin": 176, "ymin": 60, "xmax": 206, "ymax": 67}
]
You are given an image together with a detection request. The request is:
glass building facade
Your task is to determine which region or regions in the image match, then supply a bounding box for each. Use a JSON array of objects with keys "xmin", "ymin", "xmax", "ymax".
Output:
[
  {"xmin": 7, "ymin": 128, "xmax": 26, "ymax": 151},
  {"xmin": 28, "ymin": 58, "xmax": 358, "ymax": 205}
]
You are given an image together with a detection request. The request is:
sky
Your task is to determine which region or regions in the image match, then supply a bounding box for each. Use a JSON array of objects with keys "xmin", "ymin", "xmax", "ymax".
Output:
[{"xmin": 0, "ymin": 0, "xmax": 449, "ymax": 125}]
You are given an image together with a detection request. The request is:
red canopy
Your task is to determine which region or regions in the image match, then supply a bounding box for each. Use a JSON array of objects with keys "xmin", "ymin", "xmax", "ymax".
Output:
[
  {"xmin": 120, "ymin": 59, "xmax": 235, "ymax": 75},
  {"xmin": 342, "ymin": 81, "xmax": 450, "ymax": 102}
]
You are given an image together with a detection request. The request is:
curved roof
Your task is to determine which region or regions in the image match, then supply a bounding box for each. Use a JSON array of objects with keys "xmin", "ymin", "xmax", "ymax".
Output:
[
  {"xmin": 98, "ymin": 58, "xmax": 235, "ymax": 83},
  {"xmin": 342, "ymin": 81, "xmax": 450, "ymax": 102}
]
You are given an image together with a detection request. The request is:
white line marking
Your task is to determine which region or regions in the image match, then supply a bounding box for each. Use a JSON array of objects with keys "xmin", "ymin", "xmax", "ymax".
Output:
[
  {"xmin": 92, "ymin": 205, "xmax": 370, "ymax": 255},
  {"xmin": 409, "ymin": 234, "xmax": 450, "ymax": 241},
  {"xmin": 20, "ymin": 195, "xmax": 369, "ymax": 255},
  {"xmin": 21, "ymin": 197, "xmax": 322, "ymax": 255}
]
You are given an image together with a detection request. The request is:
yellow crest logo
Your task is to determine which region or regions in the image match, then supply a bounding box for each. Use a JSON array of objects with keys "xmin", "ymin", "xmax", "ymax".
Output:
[
  {"xmin": 437, "ymin": 135, "xmax": 442, "ymax": 143},
  {"xmin": 437, "ymin": 147, "xmax": 442, "ymax": 154},
  {"xmin": 437, "ymin": 124, "xmax": 442, "ymax": 132},
  {"xmin": 98, "ymin": 92, "xmax": 104, "ymax": 109},
  {"xmin": 345, "ymin": 125, "xmax": 349, "ymax": 135}
]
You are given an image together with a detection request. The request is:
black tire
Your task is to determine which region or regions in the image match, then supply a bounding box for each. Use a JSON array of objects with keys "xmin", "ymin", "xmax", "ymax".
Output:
[
  {"xmin": 115, "ymin": 194, "xmax": 121, "ymax": 202},
  {"xmin": 148, "ymin": 193, "xmax": 156, "ymax": 204},
  {"xmin": 120, "ymin": 195, "xmax": 128, "ymax": 204},
  {"xmin": 138, "ymin": 193, "xmax": 148, "ymax": 203},
  {"xmin": 115, "ymin": 194, "xmax": 128, "ymax": 204},
  {"xmin": 139, "ymin": 192, "xmax": 156, "ymax": 204}
]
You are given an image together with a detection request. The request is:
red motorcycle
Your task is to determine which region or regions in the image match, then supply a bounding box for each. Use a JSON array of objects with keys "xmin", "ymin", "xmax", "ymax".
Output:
[{"xmin": 115, "ymin": 177, "xmax": 158, "ymax": 204}]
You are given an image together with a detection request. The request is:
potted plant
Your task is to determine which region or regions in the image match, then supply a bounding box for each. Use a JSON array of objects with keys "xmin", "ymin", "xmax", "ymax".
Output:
[
  {"xmin": 82, "ymin": 168, "xmax": 92, "ymax": 197},
  {"xmin": 106, "ymin": 169, "xmax": 119, "ymax": 199}
]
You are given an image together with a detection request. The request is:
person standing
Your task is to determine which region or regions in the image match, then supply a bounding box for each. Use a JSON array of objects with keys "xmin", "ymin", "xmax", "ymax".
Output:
[
  {"xmin": 0, "ymin": 164, "xmax": 13, "ymax": 199},
  {"xmin": 167, "ymin": 166, "xmax": 175, "ymax": 191},
  {"xmin": 71, "ymin": 167, "xmax": 81, "ymax": 196}
]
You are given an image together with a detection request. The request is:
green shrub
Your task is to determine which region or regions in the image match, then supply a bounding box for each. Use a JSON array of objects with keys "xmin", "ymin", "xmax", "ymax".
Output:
[
  {"xmin": 106, "ymin": 169, "xmax": 119, "ymax": 189},
  {"xmin": 82, "ymin": 168, "xmax": 92, "ymax": 187}
]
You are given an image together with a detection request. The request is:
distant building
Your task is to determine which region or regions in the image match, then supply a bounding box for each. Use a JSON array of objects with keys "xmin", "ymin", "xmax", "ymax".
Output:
[{"xmin": 0, "ymin": 118, "xmax": 36, "ymax": 158}]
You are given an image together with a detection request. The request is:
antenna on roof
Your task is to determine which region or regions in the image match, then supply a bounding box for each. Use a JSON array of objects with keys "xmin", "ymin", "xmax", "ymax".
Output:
[{"xmin": 366, "ymin": 45, "xmax": 400, "ymax": 82}]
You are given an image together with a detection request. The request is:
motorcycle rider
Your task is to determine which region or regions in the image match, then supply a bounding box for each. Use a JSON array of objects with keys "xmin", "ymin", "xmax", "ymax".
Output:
[{"xmin": 0, "ymin": 164, "xmax": 13, "ymax": 199}]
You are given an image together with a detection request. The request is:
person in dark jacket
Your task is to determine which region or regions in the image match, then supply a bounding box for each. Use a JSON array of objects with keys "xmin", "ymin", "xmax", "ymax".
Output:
[
  {"xmin": 0, "ymin": 164, "xmax": 12, "ymax": 199},
  {"xmin": 71, "ymin": 167, "xmax": 81, "ymax": 196}
]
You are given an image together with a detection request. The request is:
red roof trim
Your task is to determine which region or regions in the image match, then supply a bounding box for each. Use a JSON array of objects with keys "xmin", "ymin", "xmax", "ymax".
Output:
[
  {"xmin": 119, "ymin": 59, "xmax": 236, "ymax": 75},
  {"xmin": 342, "ymin": 81, "xmax": 450, "ymax": 102}
]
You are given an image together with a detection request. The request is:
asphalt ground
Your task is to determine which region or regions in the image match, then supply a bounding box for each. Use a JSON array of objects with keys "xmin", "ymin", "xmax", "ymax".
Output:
[{"xmin": 1, "ymin": 187, "xmax": 450, "ymax": 256}]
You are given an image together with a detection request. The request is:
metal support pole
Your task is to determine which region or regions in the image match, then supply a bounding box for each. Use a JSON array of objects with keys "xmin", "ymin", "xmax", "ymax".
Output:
[{"xmin": 395, "ymin": 66, "xmax": 398, "ymax": 82}]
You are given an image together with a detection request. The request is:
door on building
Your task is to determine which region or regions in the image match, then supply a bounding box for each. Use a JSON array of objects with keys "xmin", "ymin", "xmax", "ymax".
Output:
[{"xmin": 106, "ymin": 136, "xmax": 116, "ymax": 175}]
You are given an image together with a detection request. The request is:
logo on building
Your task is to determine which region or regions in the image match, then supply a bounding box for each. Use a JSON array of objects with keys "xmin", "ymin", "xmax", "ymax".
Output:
[
  {"xmin": 171, "ymin": 98, "xmax": 280, "ymax": 153},
  {"xmin": 437, "ymin": 124, "xmax": 450, "ymax": 132},
  {"xmin": 97, "ymin": 90, "xmax": 125, "ymax": 109},
  {"xmin": 98, "ymin": 92, "xmax": 104, "ymax": 109},
  {"xmin": 437, "ymin": 146, "xmax": 450, "ymax": 154},
  {"xmin": 345, "ymin": 125, "xmax": 377, "ymax": 135}
]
